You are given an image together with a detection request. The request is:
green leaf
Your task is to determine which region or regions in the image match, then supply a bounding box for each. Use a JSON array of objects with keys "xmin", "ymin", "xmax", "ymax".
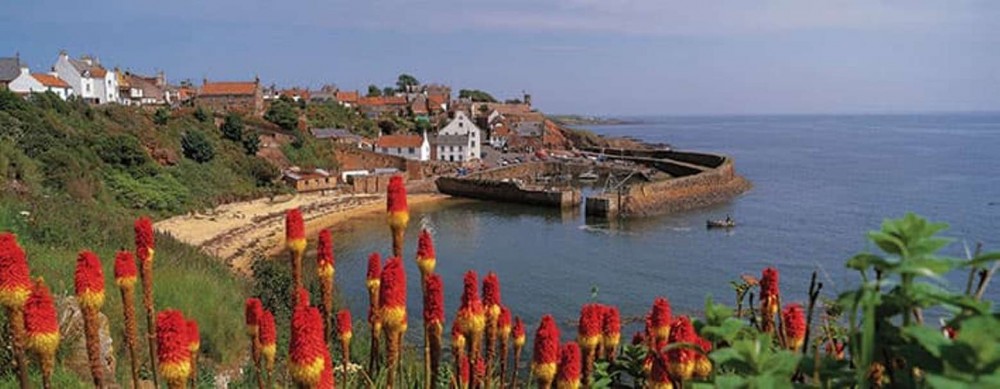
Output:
[
  {"xmin": 868, "ymin": 230, "xmax": 908, "ymax": 256},
  {"xmin": 895, "ymin": 257, "xmax": 960, "ymax": 277},
  {"xmin": 846, "ymin": 253, "xmax": 892, "ymax": 272},
  {"xmin": 902, "ymin": 325, "xmax": 949, "ymax": 358},
  {"xmin": 966, "ymin": 252, "xmax": 1000, "ymax": 268}
]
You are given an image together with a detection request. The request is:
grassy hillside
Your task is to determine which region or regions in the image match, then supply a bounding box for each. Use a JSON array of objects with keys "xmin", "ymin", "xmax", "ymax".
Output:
[{"xmin": 0, "ymin": 90, "xmax": 339, "ymax": 384}]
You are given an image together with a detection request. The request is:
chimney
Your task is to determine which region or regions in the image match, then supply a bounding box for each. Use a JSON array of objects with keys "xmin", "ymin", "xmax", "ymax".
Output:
[
  {"xmin": 19, "ymin": 66, "xmax": 30, "ymax": 77},
  {"xmin": 59, "ymin": 50, "xmax": 68, "ymax": 61}
]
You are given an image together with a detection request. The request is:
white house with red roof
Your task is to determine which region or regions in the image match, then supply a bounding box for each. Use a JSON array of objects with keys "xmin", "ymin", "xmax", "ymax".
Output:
[
  {"xmin": 375, "ymin": 132, "xmax": 431, "ymax": 161},
  {"xmin": 52, "ymin": 51, "xmax": 118, "ymax": 104},
  {"xmin": 4, "ymin": 59, "xmax": 74, "ymax": 100}
]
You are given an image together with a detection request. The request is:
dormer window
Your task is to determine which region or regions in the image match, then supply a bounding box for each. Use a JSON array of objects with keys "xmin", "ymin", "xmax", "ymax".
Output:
[{"xmin": 459, "ymin": 122, "xmax": 463, "ymax": 128}]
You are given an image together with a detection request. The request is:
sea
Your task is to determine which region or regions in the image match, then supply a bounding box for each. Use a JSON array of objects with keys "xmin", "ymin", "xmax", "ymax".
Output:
[{"xmin": 321, "ymin": 113, "xmax": 1000, "ymax": 334}]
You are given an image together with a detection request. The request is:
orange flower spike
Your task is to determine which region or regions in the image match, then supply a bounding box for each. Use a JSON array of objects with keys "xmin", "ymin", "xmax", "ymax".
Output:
[
  {"xmin": 578, "ymin": 304, "xmax": 603, "ymax": 351},
  {"xmin": 24, "ymin": 278, "xmax": 60, "ymax": 358},
  {"xmin": 74, "ymin": 251, "xmax": 105, "ymax": 309},
  {"xmin": 379, "ymin": 257, "xmax": 408, "ymax": 334},
  {"xmin": 451, "ymin": 320, "xmax": 467, "ymax": 352},
  {"xmin": 416, "ymin": 229, "xmax": 436, "ymax": 276},
  {"xmin": 260, "ymin": 310, "xmax": 277, "ymax": 367},
  {"xmin": 285, "ymin": 208, "xmax": 307, "ymax": 253},
  {"xmin": 649, "ymin": 297, "xmax": 672, "ymax": 345},
  {"xmin": 483, "ymin": 272, "xmax": 502, "ymax": 320},
  {"xmin": 316, "ymin": 229, "xmax": 335, "ymax": 278},
  {"xmin": 650, "ymin": 352, "xmax": 674, "ymax": 389},
  {"xmin": 458, "ymin": 355, "xmax": 471, "ymax": 388},
  {"xmin": 296, "ymin": 287, "xmax": 312, "ymax": 308},
  {"xmin": 667, "ymin": 316, "xmax": 697, "ymax": 381},
  {"xmin": 366, "ymin": 252, "xmax": 382, "ymax": 292},
  {"xmin": 603, "ymin": 306, "xmax": 622, "ymax": 356},
  {"xmin": 512, "ymin": 317, "xmax": 526, "ymax": 348},
  {"xmin": 424, "ymin": 273, "xmax": 445, "ymax": 329},
  {"xmin": 336, "ymin": 309, "xmax": 353, "ymax": 343},
  {"xmin": 498, "ymin": 306, "xmax": 512, "ymax": 340},
  {"xmin": 0, "ymin": 233, "xmax": 32, "ymax": 308},
  {"xmin": 114, "ymin": 251, "xmax": 138, "ymax": 288},
  {"xmin": 760, "ymin": 267, "xmax": 780, "ymax": 317},
  {"xmin": 556, "ymin": 342, "xmax": 582, "ymax": 389},
  {"xmin": 386, "ymin": 175, "xmax": 410, "ymax": 228},
  {"xmin": 532, "ymin": 315, "xmax": 561, "ymax": 386},
  {"xmin": 318, "ymin": 358, "xmax": 336, "ymax": 389},
  {"xmin": 782, "ymin": 303, "xmax": 806, "ymax": 351},
  {"xmin": 244, "ymin": 298, "xmax": 264, "ymax": 335},
  {"xmin": 156, "ymin": 310, "xmax": 192, "ymax": 384},
  {"xmin": 457, "ymin": 271, "xmax": 485, "ymax": 337},
  {"xmin": 289, "ymin": 304, "xmax": 327, "ymax": 386},
  {"xmin": 134, "ymin": 217, "xmax": 155, "ymax": 263},
  {"xmin": 693, "ymin": 337, "xmax": 713, "ymax": 379}
]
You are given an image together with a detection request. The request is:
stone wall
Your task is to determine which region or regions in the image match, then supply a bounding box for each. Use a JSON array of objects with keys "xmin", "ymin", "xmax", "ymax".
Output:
[{"xmin": 436, "ymin": 177, "xmax": 581, "ymax": 207}]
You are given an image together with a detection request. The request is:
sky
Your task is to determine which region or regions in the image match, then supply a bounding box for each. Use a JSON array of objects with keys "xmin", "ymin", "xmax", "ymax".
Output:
[{"xmin": 2, "ymin": 0, "xmax": 999, "ymax": 115}]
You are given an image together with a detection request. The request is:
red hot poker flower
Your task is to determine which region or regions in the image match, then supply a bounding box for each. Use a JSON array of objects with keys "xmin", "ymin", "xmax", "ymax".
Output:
[
  {"xmin": 650, "ymin": 352, "xmax": 672, "ymax": 389},
  {"xmin": 483, "ymin": 272, "xmax": 502, "ymax": 319},
  {"xmin": 556, "ymin": 342, "xmax": 582, "ymax": 388},
  {"xmin": 694, "ymin": 336, "xmax": 713, "ymax": 379},
  {"xmin": 603, "ymin": 305, "xmax": 621, "ymax": 352},
  {"xmin": 0, "ymin": 233, "xmax": 32, "ymax": 308},
  {"xmin": 532, "ymin": 315, "xmax": 560, "ymax": 383},
  {"xmin": 451, "ymin": 319, "xmax": 467, "ymax": 352},
  {"xmin": 24, "ymin": 278, "xmax": 60, "ymax": 357},
  {"xmin": 366, "ymin": 252, "xmax": 382, "ymax": 291},
  {"xmin": 316, "ymin": 229, "xmax": 334, "ymax": 278},
  {"xmin": 289, "ymin": 304, "xmax": 327, "ymax": 386},
  {"xmin": 157, "ymin": 310, "xmax": 192, "ymax": 383},
  {"xmin": 74, "ymin": 251, "xmax": 105, "ymax": 310},
  {"xmin": 760, "ymin": 267, "xmax": 780, "ymax": 316},
  {"xmin": 416, "ymin": 229, "xmax": 436, "ymax": 275},
  {"xmin": 260, "ymin": 310, "xmax": 277, "ymax": 361},
  {"xmin": 513, "ymin": 316, "xmax": 526, "ymax": 348},
  {"xmin": 499, "ymin": 306, "xmax": 512, "ymax": 339},
  {"xmin": 387, "ymin": 176, "xmax": 409, "ymax": 214},
  {"xmin": 457, "ymin": 271, "xmax": 485, "ymax": 337},
  {"xmin": 187, "ymin": 319, "xmax": 200, "ymax": 352},
  {"xmin": 296, "ymin": 287, "xmax": 311, "ymax": 308},
  {"xmin": 423, "ymin": 273, "xmax": 444, "ymax": 327},
  {"xmin": 336, "ymin": 309, "xmax": 353, "ymax": 342},
  {"xmin": 782, "ymin": 303, "xmax": 806, "ymax": 351},
  {"xmin": 245, "ymin": 298, "xmax": 264, "ymax": 333},
  {"xmin": 379, "ymin": 257, "xmax": 407, "ymax": 334},
  {"xmin": 578, "ymin": 304, "xmax": 604, "ymax": 351},
  {"xmin": 649, "ymin": 297, "xmax": 672, "ymax": 345},
  {"xmin": 113, "ymin": 251, "xmax": 138, "ymax": 288},
  {"xmin": 134, "ymin": 217, "xmax": 155, "ymax": 263},
  {"xmin": 285, "ymin": 208, "xmax": 306, "ymax": 253},
  {"xmin": 459, "ymin": 355, "xmax": 470, "ymax": 386},
  {"xmin": 667, "ymin": 316, "xmax": 697, "ymax": 381}
]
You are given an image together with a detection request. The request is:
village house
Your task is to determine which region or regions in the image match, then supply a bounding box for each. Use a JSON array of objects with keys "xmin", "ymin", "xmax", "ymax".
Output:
[
  {"xmin": 30, "ymin": 73, "xmax": 74, "ymax": 99},
  {"xmin": 3, "ymin": 58, "xmax": 75, "ymax": 100},
  {"xmin": 435, "ymin": 111, "xmax": 483, "ymax": 162},
  {"xmin": 0, "ymin": 57, "xmax": 24, "ymax": 90},
  {"xmin": 311, "ymin": 128, "xmax": 367, "ymax": 148},
  {"xmin": 375, "ymin": 132, "xmax": 431, "ymax": 161},
  {"xmin": 118, "ymin": 71, "xmax": 168, "ymax": 106},
  {"xmin": 335, "ymin": 90, "xmax": 359, "ymax": 107},
  {"xmin": 282, "ymin": 168, "xmax": 337, "ymax": 192},
  {"xmin": 52, "ymin": 51, "xmax": 119, "ymax": 104},
  {"xmin": 309, "ymin": 85, "xmax": 338, "ymax": 103},
  {"xmin": 279, "ymin": 88, "xmax": 310, "ymax": 102},
  {"xmin": 197, "ymin": 77, "xmax": 264, "ymax": 115}
]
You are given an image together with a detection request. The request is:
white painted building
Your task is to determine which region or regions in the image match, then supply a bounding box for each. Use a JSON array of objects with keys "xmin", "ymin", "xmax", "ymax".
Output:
[
  {"xmin": 375, "ymin": 132, "xmax": 431, "ymax": 161},
  {"xmin": 435, "ymin": 111, "xmax": 483, "ymax": 161},
  {"xmin": 52, "ymin": 51, "xmax": 118, "ymax": 104},
  {"xmin": 5, "ymin": 62, "xmax": 74, "ymax": 100}
]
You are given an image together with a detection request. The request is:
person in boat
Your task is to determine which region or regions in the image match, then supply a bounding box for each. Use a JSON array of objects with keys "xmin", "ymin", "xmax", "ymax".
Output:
[{"xmin": 725, "ymin": 214, "xmax": 732, "ymax": 224}]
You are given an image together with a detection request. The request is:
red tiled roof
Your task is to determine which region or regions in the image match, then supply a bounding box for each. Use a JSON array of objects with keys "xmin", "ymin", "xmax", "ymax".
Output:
[
  {"xmin": 376, "ymin": 134, "xmax": 424, "ymax": 148},
  {"xmin": 200, "ymin": 81, "xmax": 258, "ymax": 96},
  {"xmin": 32, "ymin": 73, "xmax": 70, "ymax": 88},
  {"xmin": 358, "ymin": 96, "xmax": 384, "ymax": 106},
  {"xmin": 280, "ymin": 88, "xmax": 311, "ymax": 100},
  {"xmin": 383, "ymin": 96, "xmax": 407, "ymax": 106},
  {"xmin": 428, "ymin": 94, "xmax": 447, "ymax": 108},
  {"xmin": 89, "ymin": 67, "xmax": 107, "ymax": 78},
  {"xmin": 336, "ymin": 91, "xmax": 359, "ymax": 103}
]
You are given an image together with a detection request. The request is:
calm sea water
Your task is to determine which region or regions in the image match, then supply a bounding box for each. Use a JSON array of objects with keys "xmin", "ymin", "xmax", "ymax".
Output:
[{"xmin": 324, "ymin": 113, "xmax": 1000, "ymax": 335}]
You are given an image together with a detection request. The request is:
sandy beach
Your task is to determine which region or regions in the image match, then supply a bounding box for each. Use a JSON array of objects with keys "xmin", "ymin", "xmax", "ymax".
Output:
[{"xmin": 155, "ymin": 191, "xmax": 448, "ymax": 273}]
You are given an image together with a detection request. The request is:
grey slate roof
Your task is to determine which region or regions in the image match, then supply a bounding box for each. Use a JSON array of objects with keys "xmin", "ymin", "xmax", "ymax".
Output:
[
  {"xmin": 311, "ymin": 128, "xmax": 358, "ymax": 140},
  {"xmin": 434, "ymin": 134, "xmax": 468, "ymax": 146},
  {"xmin": 0, "ymin": 58, "xmax": 23, "ymax": 82},
  {"xmin": 513, "ymin": 120, "xmax": 544, "ymax": 137}
]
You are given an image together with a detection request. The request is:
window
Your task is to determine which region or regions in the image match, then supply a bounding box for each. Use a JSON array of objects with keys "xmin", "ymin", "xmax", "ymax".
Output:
[
  {"xmin": 86, "ymin": 84, "xmax": 91, "ymax": 92},
  {"xmin": 471, "ymin": 141, "xmax": 476, "ymax": 147},
  {"xmin": 459, "ymin": 122, "xmax": 464, "ymax": 128},
  {"xmin": 381, "ymin": 147, "xmax": 388, "ymax": 153},
  {"xmin": 449, "ymin": 146, "xmax": 454, "ymax": 152},
  {"xmin": 408, "ymin": 147, "xmax": 415, "ymax": 154}
]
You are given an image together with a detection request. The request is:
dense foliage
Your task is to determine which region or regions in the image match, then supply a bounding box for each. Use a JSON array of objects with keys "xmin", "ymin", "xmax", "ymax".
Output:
[{"xmin": 458, "ymin": 89, "xmax": 497, "ymax": 102}]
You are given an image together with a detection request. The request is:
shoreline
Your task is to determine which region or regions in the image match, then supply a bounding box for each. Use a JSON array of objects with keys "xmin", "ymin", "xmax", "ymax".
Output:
[{"xmin": 155, "ymin": 191, "xmax": 449, "ymax": 274}]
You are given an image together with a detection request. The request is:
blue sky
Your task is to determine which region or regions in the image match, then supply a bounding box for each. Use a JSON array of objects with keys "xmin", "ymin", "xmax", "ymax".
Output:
[{"xmin": 2, "ymin": 1, "xmax": 998, "ymax": 115}]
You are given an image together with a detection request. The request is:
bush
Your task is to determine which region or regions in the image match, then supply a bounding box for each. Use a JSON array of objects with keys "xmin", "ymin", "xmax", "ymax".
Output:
[
  {"xmin": 153, "ymin": 107, "xmax": 170, "ymax": 125},
  {"xmin": 95, "ymin": 134, "xmax": 154, "ymax": 175},
  {"xmin": 193, "ymin": 106, "xmax": 210, "ymax": 122},
  {"xmin": 220, "ymin": 113, "xmax": 244, "ymax": 142},
  {"xmin": 264, "ymin": 98, "xmax": 298, "ymax": 131},
  {"xmin": 181, "ymin": 130, "xmax": 215, "ymax": 163},
  {"xmin": 105, "ymin": 171, "xmax": 190, "ymax": 211},
  {"xmin": 242, "ymin": 130, "xmax": 261, "ymax": 155}
]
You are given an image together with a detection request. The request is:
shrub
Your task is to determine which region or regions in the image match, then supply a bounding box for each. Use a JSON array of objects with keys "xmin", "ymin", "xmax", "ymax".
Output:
[
  {"xmin": 221, "ymin": 113, "xmax": 244, "ymax": 142},
  {"xmin": 153, "ymin": 107, "xmax": 170, "ymax": 125},
  {"xmin": 105, "ymin": 171, "xmax": 190, "ymax": 212},
  {"xmin": 193, "ymin": 106, "xmax": 210, "ymax": 123},
  {"xmin": 264, "ymin": 98, "xmax": 298, "ymax": 131},
  {"xmin": 181, "ymin": 130, "xmax": 215, "ymax": 163},
  {"xmin": 95, "ymin": 134, "xmax": 154, "ymax": 175},
  {"xmin": 242, "ymin": 131, "xmax": 261, "ymax": 155}
]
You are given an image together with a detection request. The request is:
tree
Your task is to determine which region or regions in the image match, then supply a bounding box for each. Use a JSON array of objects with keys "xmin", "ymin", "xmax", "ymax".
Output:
[
  {"xmin": 220, "ymin": 113, "xmax": 245, "ymax": 142},
  {"xmin": 367, "ymin": 84, "xmax": 382, "ymax": 97},
  {"xmin": 382, "ymin": 86, "xmax": 396, "ymax": 97},
  {"xmin": 396, "ymin": 74, "xmax": 420, "ymax": 93},
  {"xmin": 193, "ymin": 106, "xmax": 210, "ymax": 122},
  {"xmin": 264, "ymin": 98, "xmax": 298, "ymax": 131},
  {"xmin": 504, "ymin": 98, "xmax": 523, "ymax": 105},
  {"xmin": 242, "ymin": 131, "xmax": 261, "ymax": 155},
  {"xmin": 181, "ymin": 130, "xmax": 215, "ymax": 163},
  {"xmin": 459, "ymin": 89, "xmax": 497, "ymax": 103},
  {"xmin": 153, "ymin": 107, "xmax": 170, "ymax": 125}
]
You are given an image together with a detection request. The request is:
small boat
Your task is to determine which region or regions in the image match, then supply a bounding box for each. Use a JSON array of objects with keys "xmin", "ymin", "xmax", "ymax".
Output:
[
  {"xmin": 706, "ymin": 219, "xmax": 736, "ymax": 229},
  {"xmin": 578, "ymin": 170, "xmax": 599, "ymax": 181}
]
